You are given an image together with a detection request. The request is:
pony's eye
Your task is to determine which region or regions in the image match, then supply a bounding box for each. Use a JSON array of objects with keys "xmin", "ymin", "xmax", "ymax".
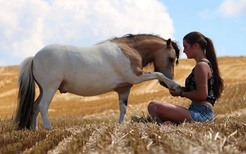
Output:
[{"xmin": 168, "ymin": 57, "xmax": 174, "ymax": 63}]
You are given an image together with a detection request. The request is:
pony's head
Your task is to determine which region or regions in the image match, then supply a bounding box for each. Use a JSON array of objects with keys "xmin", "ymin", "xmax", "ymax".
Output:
[
  {"xmin": 110, "ymin": 34, "xmax": 180, "ymax": 88},
  {"xmin": 153, "ymin": 38, "xmax": 180, "ymax": 87}
]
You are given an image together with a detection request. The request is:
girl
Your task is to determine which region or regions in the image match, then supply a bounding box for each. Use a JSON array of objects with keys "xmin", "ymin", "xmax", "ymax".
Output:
[{"xmin": 148, "ymin": 31, "xmax": 224, "ymax": 124}]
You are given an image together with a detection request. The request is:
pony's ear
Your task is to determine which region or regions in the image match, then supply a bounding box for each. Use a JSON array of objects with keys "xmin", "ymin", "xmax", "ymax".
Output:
[{"xmin": 167, "ymin": 38, "xmax": 172, "ymax": 48}]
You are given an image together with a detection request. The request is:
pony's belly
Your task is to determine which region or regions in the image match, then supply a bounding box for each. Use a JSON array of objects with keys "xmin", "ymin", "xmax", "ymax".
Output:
[
  {"xmin": 61, "ymin": 75, "xmax": 123, "ymax": 96},
  {"xmin": 65, "ymin": 83, "xmax": 117, "ymax": 96}
]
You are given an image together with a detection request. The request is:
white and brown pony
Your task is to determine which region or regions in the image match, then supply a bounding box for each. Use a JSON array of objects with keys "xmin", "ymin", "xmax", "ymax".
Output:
[{"xmin": 15, "ymin": 34, "xmax": 181, "ymax": 130}]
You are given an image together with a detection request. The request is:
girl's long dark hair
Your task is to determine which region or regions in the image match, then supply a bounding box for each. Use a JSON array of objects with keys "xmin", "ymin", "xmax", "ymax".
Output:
[{"xmin": 183, "ymin": 31, "xmax": 224, "ymax": 98}]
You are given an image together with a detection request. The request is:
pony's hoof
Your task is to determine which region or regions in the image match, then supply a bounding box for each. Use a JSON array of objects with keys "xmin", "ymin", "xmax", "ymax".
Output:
[
  {"xmin": 31, "ymin": 127, "xmax": 38, "ymax": 131},
  {"xmin": 173, "ymin": 85, "xmax": 182, "ymax": 93},
  {"xmin": 45, "ymin": 126, "xmax": 52, "ymax": 130}
]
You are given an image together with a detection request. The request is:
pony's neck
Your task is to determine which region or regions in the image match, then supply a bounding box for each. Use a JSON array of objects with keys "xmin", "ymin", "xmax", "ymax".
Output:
[
  {"xmin": 132, "ymin": 39, "xmax": 166, "ymax": 66},
  {"xmin": 111, "ymin": 36, "xmax": 166, "ymax": 67}
]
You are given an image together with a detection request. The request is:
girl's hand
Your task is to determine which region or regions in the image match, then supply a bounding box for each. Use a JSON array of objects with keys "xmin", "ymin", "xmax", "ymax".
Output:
[{"xmin": 169, "ymin": 89, "xmax": 181, "ymax": 97}]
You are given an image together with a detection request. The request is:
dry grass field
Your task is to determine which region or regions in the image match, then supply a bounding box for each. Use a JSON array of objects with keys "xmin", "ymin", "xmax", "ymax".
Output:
[{"xmin": 0, "ymin": 56, "xmax": 246, "ymax": 154}]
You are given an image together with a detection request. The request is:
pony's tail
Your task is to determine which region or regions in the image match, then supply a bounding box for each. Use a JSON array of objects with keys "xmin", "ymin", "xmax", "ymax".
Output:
[{"xmin": 15, "ymin": 57, "xmax": 35, "ymax": 130}]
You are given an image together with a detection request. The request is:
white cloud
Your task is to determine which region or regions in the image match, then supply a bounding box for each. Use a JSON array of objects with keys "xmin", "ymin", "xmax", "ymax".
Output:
[
  {"xmin": 0, "ymin": 0, "xmax": 50, "ymax": 63},
  {"xmin": 218, "ymin": 0, "xmax": 246, "ymax": 17},
  {"xmin": 0, "ymin": 0, "xmax": 174, "ymax": 66}
]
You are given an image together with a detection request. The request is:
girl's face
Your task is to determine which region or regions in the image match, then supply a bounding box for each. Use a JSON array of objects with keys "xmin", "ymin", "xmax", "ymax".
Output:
[{"xmin": 183, "ymin": 40, "xmax": 195, "ymax": 59}]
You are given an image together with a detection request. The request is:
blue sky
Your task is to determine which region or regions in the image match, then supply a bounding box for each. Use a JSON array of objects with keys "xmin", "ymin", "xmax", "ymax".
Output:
[
  {"xmin": 162, "ymin": 0, "xmax": 246, "ymax": 58},
  {"xmin": 0, "ymin": 0, "xmax": 245, "ymax": 66}
]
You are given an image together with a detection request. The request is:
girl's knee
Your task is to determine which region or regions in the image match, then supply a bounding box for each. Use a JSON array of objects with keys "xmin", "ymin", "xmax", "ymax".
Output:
[
  {"xmin": 148, "ymin": 101, "xmax": 156, "ymax": 111},
  {"xmin": 148, "ymin": 101, "xmax": 160, "ymax": 106},
  {"xmin": 148, "ymin": 101, "xmax": 161, "ymax": 116}
]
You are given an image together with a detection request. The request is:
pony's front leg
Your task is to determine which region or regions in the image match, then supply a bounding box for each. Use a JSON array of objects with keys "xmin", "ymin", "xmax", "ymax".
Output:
[
  {"xmin": 134, "ymin": 72, "xmax": 182, "ymax": 92},
  {"xmin": 160, "ymin": 75, "xmax": 181, "ymax": 92},
  {"xmin": 117, "ymin": 90, "xmax": 130, "ymax": 124},
  {"xmin": 153, "ymin": 72, "xmax": 181, "ymax": 92}
]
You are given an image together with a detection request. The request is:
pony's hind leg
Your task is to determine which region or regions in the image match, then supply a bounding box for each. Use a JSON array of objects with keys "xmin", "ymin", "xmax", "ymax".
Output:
[
  {"xmin": 31, "ymin": 76, "xmax": 43, "ymax": 130},
  {"xmin": 31, "ymin": 98, "xmax": 41, "ymax": 130},
  {"xmin": 38, "ymin": 87, "xmax": 58, "ymax": 130}
]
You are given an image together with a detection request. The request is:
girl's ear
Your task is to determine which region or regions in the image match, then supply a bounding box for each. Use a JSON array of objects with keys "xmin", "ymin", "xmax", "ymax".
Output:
[{"xmin": 192, "ymin": 43, "xmax": 200, "ymax": 49}]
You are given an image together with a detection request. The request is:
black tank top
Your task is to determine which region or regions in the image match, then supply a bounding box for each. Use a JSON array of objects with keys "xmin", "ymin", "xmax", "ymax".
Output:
[{"xmin": 184, "ymin": 60, "xmax": 216, "ymax": 106}]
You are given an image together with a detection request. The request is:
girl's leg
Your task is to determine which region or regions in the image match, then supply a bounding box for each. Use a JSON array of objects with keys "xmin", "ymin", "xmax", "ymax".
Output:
[
  {"xmin": 148, "ymin": 101, "xmax": 192, "ymax": 124},
  {"xmin": 148, "ymin": 102, "xmax": 163, "ymax": 124}
]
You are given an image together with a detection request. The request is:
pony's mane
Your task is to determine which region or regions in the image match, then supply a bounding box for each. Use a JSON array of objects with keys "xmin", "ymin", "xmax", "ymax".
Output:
[
  {"xmin": 111, "ymin": 34, "xmax": 168, "ymax": 43},
  {"xmin": 97, "ymin": 34, "xmax": 180, "ymax": 64},
  {"xmin": 118, "ymin": 34, "xmax": 164, "ymax": 40}
]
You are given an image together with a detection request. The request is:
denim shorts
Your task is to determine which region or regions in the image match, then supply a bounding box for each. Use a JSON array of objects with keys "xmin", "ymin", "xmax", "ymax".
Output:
[{"xmin": 189, "ymin": 104, "xmax": 214, "ymax": 122}]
